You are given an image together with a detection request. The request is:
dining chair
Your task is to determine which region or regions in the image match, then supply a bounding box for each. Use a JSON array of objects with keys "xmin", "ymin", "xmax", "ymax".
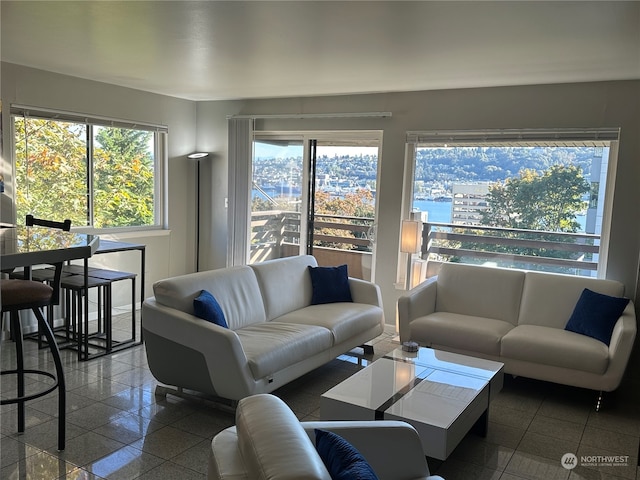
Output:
[
  {"xmin": 0, "ymin": 262, "xmax": 67, "ymax": 450},
  {"xmin": 25, "ymin": 214, "xmax": 72, "ymax": 231}
]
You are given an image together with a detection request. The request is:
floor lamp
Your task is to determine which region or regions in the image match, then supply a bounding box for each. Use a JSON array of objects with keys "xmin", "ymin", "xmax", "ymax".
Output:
[
  {"xmin": 188, "ymin": 152, "xmax": 209, "ymax": 272},
  {"xmin": 400, "ymin": 219, "xmax": 422, "ymax": 290}
]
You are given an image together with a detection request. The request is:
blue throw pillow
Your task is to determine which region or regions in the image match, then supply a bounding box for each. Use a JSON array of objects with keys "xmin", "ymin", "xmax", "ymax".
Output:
[
  {"xmin": 565, "ymin": 288, "xmax": 629, "ymax": 345},
  {"xmin": 308, "ymin": 265, "xmax": 353, "ymax": 305},
  {"xmin": 315, "ymin": 429, "xmax": 379, "ymax": 480},
  {"xmin": 193, "ymin": 290, "xmax": 228, "ymax": 328}
]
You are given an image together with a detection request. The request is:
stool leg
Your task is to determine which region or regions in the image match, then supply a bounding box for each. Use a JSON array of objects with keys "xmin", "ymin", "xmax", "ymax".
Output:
[
  {"xmin": 33, "ymin": 307, "xmax": 65, "ymax": 451},
  {"xmin": 97, "ymin": 286, "xmax": 103, "ymax": 335},
  {"xmin": 37, "ymin": 309, "xmax": 45, "ymax": 350},
  {"xmin": 64, "ymin": 288, "xmax": 70, "ymax": 341},
  {"xmin": 83, "ymin": 289, "xmax": 89, "ymax": 360},
  {"xmin": 11, "ymin": 312, "xmax": 26, "ymax": 433},
  {"xmin": 106, "ymin": 285, "xmax": 112, "ymax": 353},
  {"xmin": 131, "ymin": 277, "xmax": 136, "ymax": 342}
]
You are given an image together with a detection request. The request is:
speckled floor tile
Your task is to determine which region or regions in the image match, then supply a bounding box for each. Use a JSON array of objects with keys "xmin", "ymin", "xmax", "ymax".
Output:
[{"xmin": 2, "ymin": 318, "xmax": 639, "ymax": 480}]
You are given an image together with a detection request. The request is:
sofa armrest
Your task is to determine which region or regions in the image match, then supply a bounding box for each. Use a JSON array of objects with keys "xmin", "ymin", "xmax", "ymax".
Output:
[
  {"xmin": 142, "ymin": 299, "xmax": 256, "ymax": 400},
  {"xmin": 604, "ymin": 300, "xmax": 637, "ymax": 391},
  {"xmin": 348, "ymin": 277, "xmax": 383, "ymax": 307},
  {"xmin": 302, "ymin": 420, "xmax": 436, "ymax": 480},
  {"xmin": 397, "ymin": 276, "xmax": 438, "ymax": 343}
]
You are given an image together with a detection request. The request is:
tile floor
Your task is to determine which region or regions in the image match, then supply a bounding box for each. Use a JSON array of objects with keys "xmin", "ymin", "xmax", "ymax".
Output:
[{"xmin": 1, "ymin": 311, "xmax": 639, "ymax": 480}]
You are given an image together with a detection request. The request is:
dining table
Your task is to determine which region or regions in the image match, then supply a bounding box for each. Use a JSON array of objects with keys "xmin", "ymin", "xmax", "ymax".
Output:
[{"xmin": 1, "ymin": 225, "xmax": 100, "ymax": 351}]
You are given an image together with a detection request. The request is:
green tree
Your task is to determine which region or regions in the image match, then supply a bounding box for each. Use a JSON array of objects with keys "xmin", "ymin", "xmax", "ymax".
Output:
[
  {"xmin": 481, "ymin": 165, "xmax": 589, "ymax": 233},
  {"xmin": 313, "ymin": 189, "xmax": 374, "ymax": 250},
  {"xmin": 14, "ymin": 119, "xmax": 155, "ymax": 228},
  {"xmin": 451, "ymin": 165, "xmax": 592, "ymax": 270},
  {"xmin": 14, "ymin": 118, "xmax": 88, "ymax": 226},
  {"xmin": 93, "ymin": 127, "xmax": 154, "ymax": 227}
]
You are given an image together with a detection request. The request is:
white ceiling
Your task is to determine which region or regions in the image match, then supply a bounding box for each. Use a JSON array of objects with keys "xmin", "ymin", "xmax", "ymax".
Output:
[{"xmin": 2, "ymin": 1, "xmax": 639, "ymax": 101}]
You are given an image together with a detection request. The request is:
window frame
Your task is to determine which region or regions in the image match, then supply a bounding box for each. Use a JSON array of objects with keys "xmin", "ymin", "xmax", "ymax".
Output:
[
  {"xmin": 9, "ymin": 105, "xmax": 168, "ymax": 232},
  {"xmin": 402, "ymin": 128, "xmax": 621, "ymax": 279}
]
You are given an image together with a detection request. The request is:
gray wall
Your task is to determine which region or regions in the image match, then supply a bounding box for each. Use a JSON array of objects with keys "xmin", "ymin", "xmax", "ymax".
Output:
[
  {"xmin": 1, "ymin": 62, "xmax": 198, "ymax": 302},
  {"xmin": 197, "ymin": 81, "xmax": 640, "ymax": 327},
  {"xmin": 2, "ymin": 62, "xmax": 639, "ymax": 331}
]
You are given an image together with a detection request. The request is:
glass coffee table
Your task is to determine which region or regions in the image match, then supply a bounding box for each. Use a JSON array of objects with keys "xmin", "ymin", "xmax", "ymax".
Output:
[{"xmin": 320, "ymin": 347, "xmax": 504, "ymax": 460}]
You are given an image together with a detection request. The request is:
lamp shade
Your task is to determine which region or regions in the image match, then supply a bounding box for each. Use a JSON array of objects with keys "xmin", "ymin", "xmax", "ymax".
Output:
[
  {"xmin": 188, "ymin": 152, "xmax": 209, "ymax": 159},
  {"xmin": 400, "ymin": 220, "xmax": 422, "ymax": 254}
]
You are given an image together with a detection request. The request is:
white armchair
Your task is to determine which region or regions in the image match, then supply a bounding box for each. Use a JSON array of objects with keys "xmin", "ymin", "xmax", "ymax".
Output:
[{"xmin": 209, "ymin": 393, "xmax": 444, "ymax": 480}]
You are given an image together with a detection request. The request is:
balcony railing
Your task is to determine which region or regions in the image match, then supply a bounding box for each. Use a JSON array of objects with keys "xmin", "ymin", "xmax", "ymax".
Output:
[
  {"xmin": 250, "ymin": 210, "xmax": 374, "ymax": 279},
  {"xmin": 250, "ymin": 212, "xmax": 601, "ymax": 280},
  {"xmin": 423, "ymin": 222, "xmax": 600, "ymax": 275}
]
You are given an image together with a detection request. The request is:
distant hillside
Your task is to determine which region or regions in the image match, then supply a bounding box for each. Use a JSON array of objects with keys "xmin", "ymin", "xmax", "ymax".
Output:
[
  {"xmin": 415, "ymin": 146, "xmax": 594, "ymax": 184},
  {"xmin": 253, "ymin": 146, "xmax": 598, "ymax": 189}
]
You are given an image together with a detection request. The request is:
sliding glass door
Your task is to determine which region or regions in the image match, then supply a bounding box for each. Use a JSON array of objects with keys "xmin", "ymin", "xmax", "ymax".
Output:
[{"xmin": 250, "ymin": 132, "xmax": 380, "ymax": 280}]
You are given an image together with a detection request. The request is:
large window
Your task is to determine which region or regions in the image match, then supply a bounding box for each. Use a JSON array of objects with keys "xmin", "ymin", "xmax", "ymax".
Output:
[
  {"xmin": 406, "ymin": 129, "xmax": 620, "ymax": 277},
  {"xmin": 11, "ymin": 107, "xmax": 166, "ymax": 229}
]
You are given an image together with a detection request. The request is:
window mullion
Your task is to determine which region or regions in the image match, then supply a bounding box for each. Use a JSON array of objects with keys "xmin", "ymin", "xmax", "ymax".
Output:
[{"xmin": 87, "ymin": 124, "xmax": 94, "ymax": 227}]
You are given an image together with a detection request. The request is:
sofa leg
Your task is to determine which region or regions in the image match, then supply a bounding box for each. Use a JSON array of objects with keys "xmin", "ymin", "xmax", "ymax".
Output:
[
  {"xmin": 154, "ymin": 385, "xmax": 237, "ymax": 413},
  {"xmin": 155, "ymin": 385, "xmax": 169, "ymax": 398},
  {"xmin": 595, "ymin": 391, "xmax": 604, "ymax": 412}
]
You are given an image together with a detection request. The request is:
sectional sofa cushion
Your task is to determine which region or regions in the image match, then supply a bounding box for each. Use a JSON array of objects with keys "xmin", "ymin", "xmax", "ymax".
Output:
[
  {"xmin": 308, "ymin": 265, "xmax": 353, "ymax": 305},
  {"xmin": 435, "ymin": 263, "xmax": 524, "ymax": 324},
  {"xmin": 153, "ymin": 265, "xmax": 266, "ymax": 329},
  {"xmin": 518, "ymin": 271, "xmax": 625, "ymax": 328},
  {"xmin": 501, "ymin": 324, "xmax": 609, "ymax": 374},
  {"xmin": 277, "ymin": 303, "xmax": 382, "ymax": 345},
  {"xmin": 251, "ymin": 254, "xmax": 317, "ymax": 320},
  {"xmin": 565, "ymin": 288, "xmax": 630, "ymax": 345},
  {"xmin": 235, "ymin": 322, "xmax": 334, "ymax": 379},
  {"xmin": 410, "ymin": 312, "xmax": 514, "ymax": 356}
]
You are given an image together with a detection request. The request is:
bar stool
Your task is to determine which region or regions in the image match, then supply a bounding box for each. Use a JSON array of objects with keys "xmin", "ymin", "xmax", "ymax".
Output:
[
  {"xmin": 0, "ymin": 262, "xmax": 66, "ymax": 451},
  {"xmin": 9, "ymin": 215, "xmax": 72, "ymax": 348},
  {"xmin": 60, "ymin": 274, "xmax": 111, "ymax": 360},
  {"xmin": 60, "ymin": 268, "xmax": 136, "ymax": 360}
]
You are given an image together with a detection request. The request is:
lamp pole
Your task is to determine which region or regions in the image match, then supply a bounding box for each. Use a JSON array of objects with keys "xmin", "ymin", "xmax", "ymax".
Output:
[{"xmin": 188, "ymin": 152, "xmax": 209, "ymax": 272}]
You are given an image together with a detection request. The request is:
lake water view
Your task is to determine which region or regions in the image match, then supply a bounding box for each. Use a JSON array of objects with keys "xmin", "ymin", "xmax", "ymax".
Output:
[
  {"xmin": 414, "ymin": 199, "xmax": 587, "ymax": 231},
  {"xmin": 254, "ymin": 190, "xmax": 587, "ymax": 231},
  {"xmin": 413, "ymin": 199, "xmax": 453, "ymax": 223}
]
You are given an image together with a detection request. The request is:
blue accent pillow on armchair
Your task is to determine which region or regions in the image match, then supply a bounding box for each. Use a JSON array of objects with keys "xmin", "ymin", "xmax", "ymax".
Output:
[
  {"xmin": 193, "ymin": 290, "xmax": 228, "ymax": 328},
  {"xmin": 315, "ymin": 429, "xmax": 379, "ymax": 480},
  {"xmin": 565, "ymin": 288, "xmax": 629, "ymax": 345},
  {"xmin": 308, "ymin": 265, "xmax": 353, "ymax": 305}
]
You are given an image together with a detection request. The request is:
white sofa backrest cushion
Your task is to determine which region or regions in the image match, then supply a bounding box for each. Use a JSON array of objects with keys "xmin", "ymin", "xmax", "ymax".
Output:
[
  {"xmin": 436, "ymin": 263, "xmax": 525, "ymax": 325},
  {"xmin": 250, "ymin": 255, "xmax": 318, "ymax": 321},
  {"xmin": 236, "ymin": 394, "xmax": 331, "ymax": 480},
  {"xmin": 152, "ymin": 266, "xmax": 267, "ymax": 330},
  {"xmin": 518, "ymin": 271, "xmax": 625, "ymax": 328}
]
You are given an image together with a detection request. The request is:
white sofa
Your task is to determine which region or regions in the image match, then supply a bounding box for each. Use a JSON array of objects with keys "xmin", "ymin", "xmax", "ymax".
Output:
[
  {"xmin": 208, "ymin": 393, "xmax": 444, "ymax": 480},
  {"xmin": 398, "ymin": 262, "xmax": 636, "ymax": 400},
  {"xmin": 142, "ymin": 255, "xmax": 385, "ymax": 401}
]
